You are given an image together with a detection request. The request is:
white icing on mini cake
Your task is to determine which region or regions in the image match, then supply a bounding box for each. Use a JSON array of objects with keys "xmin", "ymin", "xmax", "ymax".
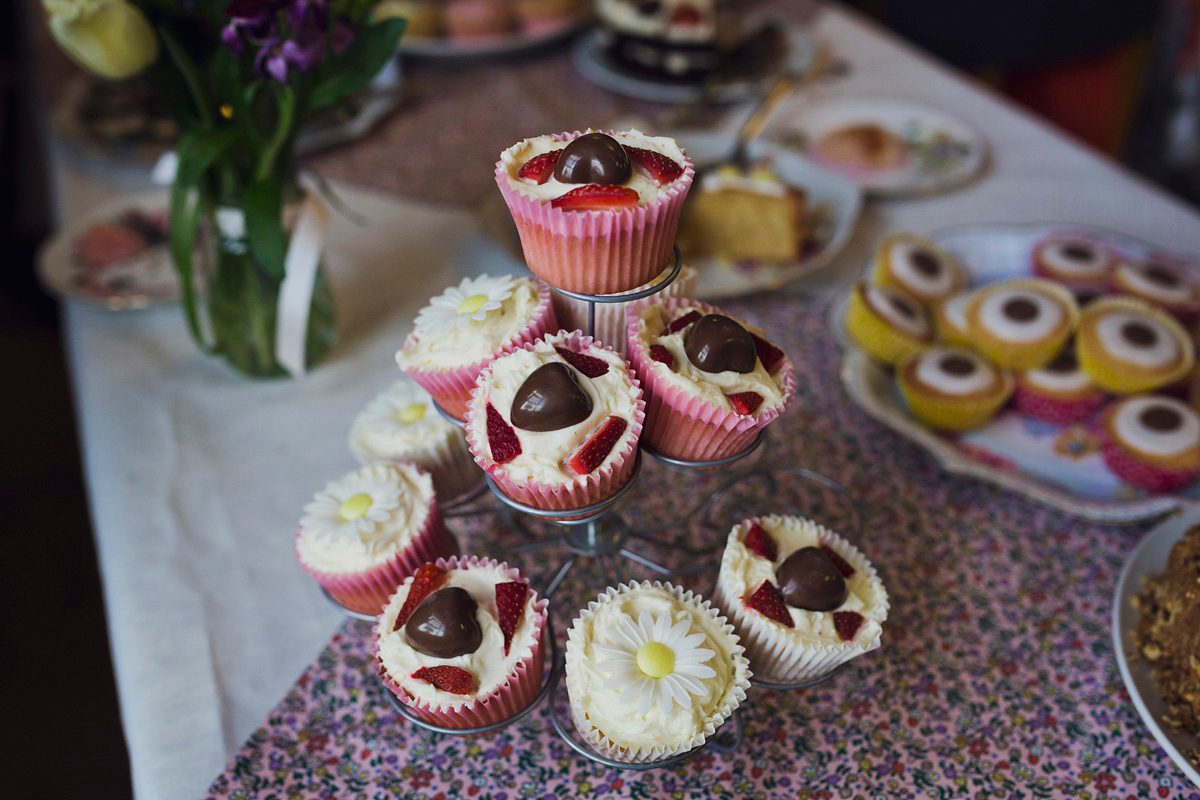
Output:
[
  {"xmin": 977, "ymin": 286, "xmax": 1065, "ymax": 342},
  {"xmin": 1113, "ymin": 261, "xmax": 1197, "ymax": 305},
  {"xmin": 914, "ymin": 349, "xmax": 997, "ymax": 395},
  {"xmin": 350, "ymin": 379, "xmax": 464, "ymax": 462},
  {"xmin": 862, "ymin": 285, "xmax": 931, "ymax": 339},
  {"xmin": 887, "ymin": 239, "xmax": 957, "ymax": 297},
  {"xmin": 1036, "ymin": 239, "xmax": 1110, "ymax": 280},
  {"xmin": 1022, "ymin": 356, "xmax": 1095, "ymax": 393},
  {"xmin": 938, "ymin": 291, "xmax": 973, "ymax": 336},
  {"xmin": 1094, "ymin": 311, "xmax": 1181, "ymax": 369},
  {"xmin": 1111, "ymin": 396, "xmax": 1200, "ymax": 457}
]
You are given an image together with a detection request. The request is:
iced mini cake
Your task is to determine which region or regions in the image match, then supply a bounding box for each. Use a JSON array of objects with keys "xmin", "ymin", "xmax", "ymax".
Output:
[
  {"xmin": 396, "ymin": 274, "xmax": 556, "ymax": 421},
  {"xmin": 1075, "ymin": 296, "xmax": 1193, "ymax": 394},
  {"xmin": 843, "ymin": 281, "xmax": 934, "ymax": 366},
  {"xmin": 495, "ymin": 129, "xmax": 694, "ymax": 294},
  {"xmin": 294, "ymin": 463, "xmax": 458, "ymax": 616},
  {"xmin": 1031, "ymin": 235, "xmax": 1114, "ymax": 292},
  {"xmin": 1110, "ymin": 258, "xmax": 1200, "ymax": 321},
  {"xmin": 712, "ymin": 515, "xmax": 889, "ymax": 685},
  {"xmin": 1100, "ymin": 394, "xmax": 1200, "ymax": 492},
  {"xmin": 870, "ymin": 232, "xmax": 965, "ymax": 306},
  {"xmin": 626, "ymin": 298, "xmax": 795, "ymax": 461},
  {"xmin": 896, "ymin": 346, "xmax": 1014, "ymax": 432},
  {"xmin": 564, "ymin": 580, "xmax": 750, "ymax": 763},
  {"xmin": 594, "ymin": 0, "xmax": 720, "ymax": 82},
  {"xmin": 932, "ymin": 289, "xmax": 976, "ymax": 348},
  {"xmin": 375, "ymin": 556, "xmax": 549, "ymax": 728},
  {"xmin": 464, "ymin": 330, "xmax": 645, "ymax": 514},
  {"xmin": 965, "ymin": 278, "xmax": 1078, "ymax": 369},
  {"xmin": 1011, "ymin": 343, "xmax": 1107, "ymax": 424}
]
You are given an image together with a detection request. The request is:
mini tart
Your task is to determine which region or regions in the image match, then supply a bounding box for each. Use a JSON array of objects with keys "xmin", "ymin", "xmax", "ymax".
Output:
[
  {"xmin": 896, "ymin": 347, "xmax": 1014, "ymax": 432},
  {"xmin": 626, "ymin": 297, "xmax": 796, "ymax": 461},
  {"xmin": 965, "ymin": 278, "xmax": 1079, "ymax": 369},
  {"xmin": 1109, "ymin": 258, "xmax": 1200, "ymax": 321},
  {"xmin": 565, "ymin": 580, "xmax": 750, "ymax": 764},
  {"xmin": 463, "ymin": 330, "xmax": 644, "ymax": 515},
  {"xmin": 294, "ymin": 464, "xmax": 459, "ymax": 616},
  {"xmin": 348, "ymin": 379, "xmax": 482, "ymax": 502},
  {"xmin": 396, "ymin": 275, "xmax": 557, "ymax": 421},
  {"xmin": 1075, "ymin": 296, "xmax": 1194, "ymax": 393},
  {"xmin": 1012, "ymin": 344, "xmax": 1107, "ymax": 425},
  {"xmin": 495, "ymin": 129, "xmax": 694, "ymax": 295},
  {"xmin": 1100, "ymin": 395, "xmax": 1200, "ymax": 492},
  {"xmin": 375, "ymin": 556, "xmax": 549, "ymax": 729},
  {"xmin": 843, "ymin": 281, "xmax": 933, "ymax": 366},
  {"xmin": 932, "ymin": 290, "xmax": 976, "ymax": 348},
  {"xmin": 813, "ymin": 123, "xmax": 908, "ymax": 173},
  {"xmin": 1031, "ymin": 235, "xmax": 1115, "ymax": 290},
  {"xmin": 711, "ymin": 515, "xmax": 889, "ymax": 685},
  {"xmin": 870, "ymin": 232, "xmax": 966, "ymax": 305}
]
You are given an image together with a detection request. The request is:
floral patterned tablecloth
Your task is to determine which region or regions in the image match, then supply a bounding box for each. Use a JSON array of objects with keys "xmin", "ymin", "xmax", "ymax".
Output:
[{"xmin": 205, "ymin": 298, "xmax": 1198, "ymax": 800}]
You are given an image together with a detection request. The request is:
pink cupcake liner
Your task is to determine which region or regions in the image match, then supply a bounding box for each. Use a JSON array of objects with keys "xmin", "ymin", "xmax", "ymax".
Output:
[
  {"xmin": 400, "ymin": 280, "xmax": 557, "ymax": 421},
  {"xmin": 625, "ymin": 298, "xmax": 797, "ymax": 461},
  {"xmin": 1011, "ymin": 384, "xmax": 1106, "ymax": 425},
  {"xmin": 296, "ymin": 503, "xmax": 459, "ymax": 617},
  {"xmin": 374, "ymin": 555, "xmax": 549, "ymax": 730},
  {"xmin": 463, "ymin": 330, "xmax": 646, "ymax": 515},
  {"xmin": 494, "ymin": 130, "xmax": 694, "ymax": 295},
  {"xmin": 1100, "ymin": 436, "xmax": 1200, "ymax": 493}
]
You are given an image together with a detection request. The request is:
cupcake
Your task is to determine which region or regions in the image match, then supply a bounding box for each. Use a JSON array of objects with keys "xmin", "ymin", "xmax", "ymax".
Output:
[
  {"xmin": 295, "ymin": 464, "xmax": 459, "ymax": 616},
  {"xmin": 711, "ymin": 515, "xmax": 889, "ymax": 685},
  {"xmin": 932, "ymin": 289, "xmax": 976, "ymax": 348},
  {"xmin": 1100, "ymin": 395, "xmax": 1200, "ymax": 492},
  {"xmin": 375, "ymin": 555, "xmax": 549, "ymax": 729},
  {"xmin": 395, "ymin": 274, "xmax": 557, "ymax": 421},
  {"xmin": 442, "ymin": 0, "xmax": 515, "ymax": 39},
  {"xmin": 463, "ymin": 330, "xmax": 644, "ymax": 515},
  {"xmin": 870, "ymin": 232, "xmax": 966, "ymax": 306},
  {"xmin": 494, "ymin": 129, "xmax": 694, "ymax": 295},
  {"xmin": 1012, "ymin": 343, "xmax": 1107, "ymax": 424},
  {"xmin": 896, "ymin": 346, "xmax": 1014, "ymax": 432},
  {"xmin": 842, "ymin": 281, "xmax": 934, "ymax": 366},
  {"xmin": 1031, "ymin": 235, "xmax": 1114, "ymax": 293},
  {"xmin": 966, "ymin": 278, "xmax": 1078, "ymax": 369},
  {"xmin": 626, "ymin": 298, "xmax": 795, "ymax": 461},
  {"xmin": 1075, "ymin": 296, "xmax": 1194, "ymax": 393},
  {"xmin": 1109, "ymin": 258, "xmax": 1200, "ymax": 322},
  {"xmin": 348, "ymin": 379, "xmax": 482, "ymax": 503},
  {"xmin": 564, "ymin": 580, "xmax": 751, "ymax": 764}
]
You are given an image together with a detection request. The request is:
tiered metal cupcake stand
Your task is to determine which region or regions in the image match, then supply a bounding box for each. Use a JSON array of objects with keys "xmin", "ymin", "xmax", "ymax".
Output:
[{"xmin": 340, "ymin": 246, "xmax": 862, "ymax": 768}]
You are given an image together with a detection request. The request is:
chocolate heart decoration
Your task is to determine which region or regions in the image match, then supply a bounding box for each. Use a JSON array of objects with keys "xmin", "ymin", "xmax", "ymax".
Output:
[
  {"xmin": 776, "ymin": 547, "xmax": 849, "ymax": 611},
  {"xmin": 684, "ymin": 314, "xmax": 757, "ymax": 373},
  {"xmin": 404, "ymin": 587, "xmax": 483, "ymax": 659},
  {"xmin": 510, "ymin": 362, "xmax": 593, "ymax": 432},
  {"xmin": 553, "ymin": 133, "xmax": 632, "ymax": 185}
]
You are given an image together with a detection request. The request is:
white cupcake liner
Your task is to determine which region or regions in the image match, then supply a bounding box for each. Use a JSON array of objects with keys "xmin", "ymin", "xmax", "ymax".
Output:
[{"xmin": 564, "ymin": 580, "xmax": 751, "ymax": 764}]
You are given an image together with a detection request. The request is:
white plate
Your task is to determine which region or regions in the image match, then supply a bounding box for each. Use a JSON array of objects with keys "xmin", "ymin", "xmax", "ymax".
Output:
[
  {"xmin": 398, "ymin": 16, "xmax": 587, "ymax": 59},
  {"xmin": 834, "ymin": 222, "xmax": 1200, "ymax": 524},
  {"xmin": 1112, "ymin": 504, "xmax": 1200, "ymax": 787},
  {"xmin": 571, "ymin": 22, "xmax": 816, "ymax": 104},
  {"xmin": 673, "ymin": 130, "xmax": 863, "ymax": 299},
  {"xmin": 37, "ymin": 189, "xmax": 180, "ymax": 311},
  {"xmin": 779, "ymin": 96, "xmax": 987, "ymax": 198}
]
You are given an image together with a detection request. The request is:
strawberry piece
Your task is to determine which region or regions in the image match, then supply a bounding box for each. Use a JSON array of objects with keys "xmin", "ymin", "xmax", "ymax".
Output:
[
  {"xmin": 567, "ymin": 416, "xmax": 628, "ymax": 475},
  {"xmin": 820, "ymin": 545, "xmax": 856, "ymax": 578},
  {"xmin": 649, "ymin": 344, "xmax": 674, "ymax": 368},
  {"xmin": 412, "ymin": 665, "xmax": 475, "ymax": 695},
  {"xmin": 745, "ymin": 581, "xmax": 793, "ymax": 628},
  {"xmin": 393, "ymin": 564, "xmax": 447, "ymax": 630},
  {"xmin": 627, "ymin": 145, "xmax": 684, "ymax": 185},
  {"xmin": 551, "ymin": 184, "xmax": 639, "ymax": 211},
  {"xmin": 666, "ymin": 310, "xmax": 701, "ymax": 334},
  {"xmin": 495, "ymin": 580, "xmax": 529, "ymax": 656},
  {"xmin": 486, "ymin": 403, "xmax": 522, "ymax": 464},
  {"xmin": 517, "ymin": 150, "xmax": 561, "ymax": 185},
  {"xmin": 833, "ymin": 610, "xmax": 865, "ymax": 641},
  {"xmin": 555, "ymin": 346, "xmax": 609, "ymax": 378},
  {"xmin": 727, "ymin": 392, "xmax": 764, "ymax": 415},
  {"xmin": 743, "ymin": 522, "xmax": 777, "ymax": 561},
  {"xmin": 751, "ymin": 333, "xmax": 786, "ymax": 373},
  {"xmin": 669, "ymin": 5, "xmax": 704, "ymax": 25}
]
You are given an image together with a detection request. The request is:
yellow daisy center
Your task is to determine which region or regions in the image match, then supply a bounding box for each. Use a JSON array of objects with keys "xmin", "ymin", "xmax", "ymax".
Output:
[
  {"xmin": 339, "ymin": 493, "xmax": 373, "ymax": 521},
  {"xmin": 395, "ymin": 403, "xmax": 426, "ymax": 425},
  {"xmin": 636, "ymin": 642, "xmax": 675, "ymax": 678},
  {"xmin": 456, "ymin": 294, "xmax": 489, "ymax": 315}
]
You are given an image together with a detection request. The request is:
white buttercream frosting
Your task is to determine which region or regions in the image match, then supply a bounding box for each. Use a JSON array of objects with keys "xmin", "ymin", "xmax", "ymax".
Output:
[
  {"xmin": 1111, "ymin": 395, "xmax": 1200, "ymax": 457},
  {"xmin": 862, "ymin": 284, "xmax": 931, "ymax": 340},
  {"xmin": 937, "ymin": 291, "xmax": 973, "ymax": 337},
  {"xmin": 1094, "ymin": 311, "xmax": 1181, "ymax": 369},
  {"xmin": 1035, "ymin": 239, "xmax": 1110, "ymax": 280},
  {"xmin": 349, "ymin": 379, "xmax": 467, "ymax": 463},
  {"xmin": 1113, "ymin": 261, "xmax": 1198, "ymax": 305},
  {"xmin": 913, "ymin": 349, "xmax": 998, "ymax": 395},
  {"xmin": 976, "ymin": 286, "xmax": 1065, "ymax": 342},
  {"xmin": 597, "ymin": 0, "xmax": 716, "ymax": 41}
]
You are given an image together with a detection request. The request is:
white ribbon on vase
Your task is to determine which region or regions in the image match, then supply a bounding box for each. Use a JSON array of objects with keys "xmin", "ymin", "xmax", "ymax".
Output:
[{"xmin": 274, "ymin": 173, "xmax": 330, "ymax": 377}]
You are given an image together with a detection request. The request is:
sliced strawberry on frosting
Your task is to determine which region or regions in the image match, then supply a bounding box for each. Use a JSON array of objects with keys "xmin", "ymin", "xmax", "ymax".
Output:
[
  {"xmin": 517, "ymin": 150, "xmax": 561, "ymax": 185},
  {"xmin": 820, "ymin": 545, "xmax": 856, "ymax": 578},
  {"xmin": 751, "ymin": 333, "xmax": 786, "ymax": 373},
  {"xmin": 567, "ymin": 416, "xmax": 628, "ymax": 475},
  {"xmin": 727, "ymin": 392, "xmax": 764, "ymax": 416},
  {"xmin": 743, "ymin": 521, "xmax": 778, "ymax": 561},
  {"xmin": 394, "ymin": 564, "xmax": 447, "ymax": 630},
  {"xmin": 555, "ymin": 346, "xmax": 609, "ymax": 378},
  {"xmin": 649, "ymin": 344, "xmax": 674, "ymax": 368},
  {"xmin": 745, "ymin": 580, "xmax": 793, "ymax": 628},
  {"xmin": 495, "ymin": 580, "xmax": 529, "ymax": 656},
  {"xmin": 670, "ymin": 4, "xmax": 705, "ymax": 25},
  {"xmin": 412, "ymin": 665, "xmax": 474, "ymax": 694},
  {"xmin": 626, "ymin": 145, "xmax": 684, "ymax": 185},
  {"xmin": 833, "ymin": 610, "xmax": 865, "ymax": 641},
  {"xmin": 486, "ymin": 403, "xmax": 522, "ymax": 464},
  {"xmin": 666, "ymin": 309, "xmax": 701, "ymax": 334},
  {"xmin": 551, "ymin": 184, "xmax": 639, "ymax": 211}
]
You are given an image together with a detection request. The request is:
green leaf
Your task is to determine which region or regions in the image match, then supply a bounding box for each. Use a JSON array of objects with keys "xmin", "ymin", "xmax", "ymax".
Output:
[
  {"xmin": 243, "ymin": 177, "xmax": 287, "ymax": 280},
  {"xmin": 304, "ymin": 18, "xmax": 405, "ymax": 114}
]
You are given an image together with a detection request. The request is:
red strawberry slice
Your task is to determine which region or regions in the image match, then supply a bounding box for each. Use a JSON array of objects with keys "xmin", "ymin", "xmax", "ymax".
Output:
[
  {"xmin": 669, "ymin": 5, "xmax": 704, "ymax": 25},
  {"xmin": 833, "ymin": 610, "xmax": 865, "ymax": 641},
  {"xmin": 820, "ymin": 545, "xmax": 856, "ymax": 578},
  {"xmin": 743, "ymin": 521, "xmax": 777, "ymax": 561},
  {"xmin": 649, "ymin": 344, "xmax": 674, "ymax": 368},
  {"xmin": 394, "ymin": 564, "xmax": 447, "ymax": 630},
  {"xmin": 666, "ymin": 310, "xmax": 701, "ymax": 334},
  {"xmin": 412, "ymin": 665, "xmax": 475, "ymax": 695},
  {"xmin": 517, "ymin": 150, "xmax": 561, "ymax": 185},
  {"xmin": 551, "ymin": 184, "xmax": 639, "ymax": 211},
  {"xmin": 745, "ymin": 580, "xmax": 793, "ymax": 628},
  {"xmin": 567, "ymin": 416, "xmax": 628, "ymax": 475},
  {"xmin": 751, "ymin": 333, "xmax": 786, "ymax": 373},
  {"xmin": 627, "ymin": 145, "xmax": 684, "ymax": 185},
  {"xmin": 555, "ymin": 346, "xmax": 609, "ymax": 378},
  {"xmin": 727, "ymin": 392, "xmax": 764, "ymax": 415},
  {"xmin": 495, "ymin": 580, "xmax": 529, "ymax": 656},
  {"xmin": 486, "ymin": 403, "xmax": 522, "ymax": 464}
]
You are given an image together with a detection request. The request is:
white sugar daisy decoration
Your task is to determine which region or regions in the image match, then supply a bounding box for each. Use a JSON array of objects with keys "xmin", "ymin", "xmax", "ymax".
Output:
[
  {"xmin": 594, "ymin": 612, "xmax": 717, "ymax": 716},
  {"xmin": 300, "ymin": 468, "xmax": 403, "ymax": 551},
  {"xmin": 413, "ymin": 275, "xmax": 517, "ymax": 336},
  {"xmin": 359, "ymin": 381, "xmax": 441, "ymax": 437}
]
